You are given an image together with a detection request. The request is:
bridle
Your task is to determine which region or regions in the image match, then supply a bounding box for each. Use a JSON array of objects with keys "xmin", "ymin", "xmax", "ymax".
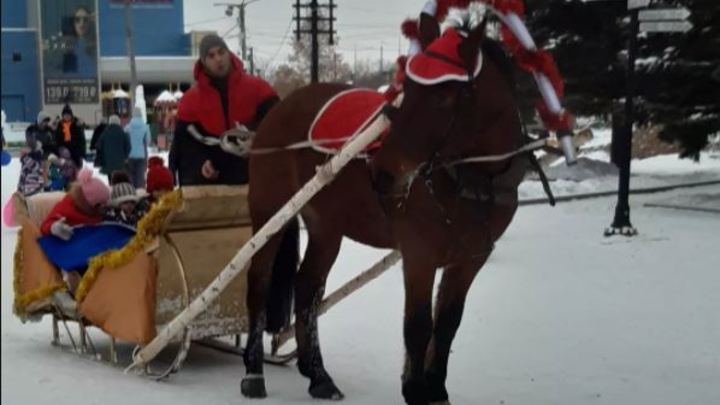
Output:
[{"xmin": 377, "ymin": 49, "xmax": 480, "ymax": 213}]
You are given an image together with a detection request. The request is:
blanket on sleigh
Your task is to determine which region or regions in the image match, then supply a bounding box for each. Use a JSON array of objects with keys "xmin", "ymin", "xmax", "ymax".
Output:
[{"xmin": 38, "ymin": 223, "xmax": 136, "ymax": 271}]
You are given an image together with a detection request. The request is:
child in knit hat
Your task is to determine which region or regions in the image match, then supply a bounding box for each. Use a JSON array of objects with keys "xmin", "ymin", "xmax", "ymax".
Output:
[
  {"xmin": 146, "ymin": 156, "xmax": 175, "ymax": 203},
  {"xmin": 44, "ymin": 154, "xmax": 66, "ymax": 191},
  {"xmin": 41, "ymin": 168, "xmax": 111, "ymax": 237},
  {"xmin": 40, "ymin": 168, "xmax": 111, "ymax": 298},
  {"xmin": 103, "ymin": 170, "xmax": 150, "ymax": 227},
  {"xmin": 17, "ymin": 135, "xmax": 46, "ymax": 197},
  {"xmin": 45, "ymin": 147, "xmax": 78, "ymax": 191}
]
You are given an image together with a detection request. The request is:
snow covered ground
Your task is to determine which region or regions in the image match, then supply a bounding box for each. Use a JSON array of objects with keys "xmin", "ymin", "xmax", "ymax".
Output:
[
  {"xmin": 2, "ymin": 153, "xmax": 719, "ymax": 404},
  {"xmin": 521, "ymin": 130, "xmax": 720, "ymax": 200}
]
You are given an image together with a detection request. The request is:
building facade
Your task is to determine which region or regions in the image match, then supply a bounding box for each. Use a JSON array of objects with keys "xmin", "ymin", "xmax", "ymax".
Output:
[{"xmin": 1, "ymin": 0, "xmax": 199, "ymax": 124}]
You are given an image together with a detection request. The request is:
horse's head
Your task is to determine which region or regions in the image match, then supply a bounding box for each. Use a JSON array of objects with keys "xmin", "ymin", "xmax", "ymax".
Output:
[{"xmin": 372, "ymin": 7, "xmax": 490, "ymax": 198}]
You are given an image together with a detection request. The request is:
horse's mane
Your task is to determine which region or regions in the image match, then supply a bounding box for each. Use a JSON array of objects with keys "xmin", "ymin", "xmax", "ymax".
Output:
[
  {"xmin": 480, "ymin": 38, "xmax": 516, "ymax": 92},
  {"xmin": 440, "ymin": 4, "xmax": 515, "ymax": 91}
]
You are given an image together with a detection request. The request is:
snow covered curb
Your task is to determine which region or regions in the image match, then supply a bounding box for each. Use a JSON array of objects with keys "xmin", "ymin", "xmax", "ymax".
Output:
[{"xmin": 520, "ymin": 179, "xmax": 720, "ymax": 206}]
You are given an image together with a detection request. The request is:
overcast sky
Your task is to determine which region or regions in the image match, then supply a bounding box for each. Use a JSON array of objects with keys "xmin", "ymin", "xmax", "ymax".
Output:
[{"xmin": 183, "ymin": 0, "xmax": 422, "ymax": 72}]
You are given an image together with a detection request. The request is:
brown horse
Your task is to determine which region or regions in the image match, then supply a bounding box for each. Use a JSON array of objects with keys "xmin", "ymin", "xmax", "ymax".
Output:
[{"xmin": 241, "ymin": 18, "xmax": 529, "ymax": 405}]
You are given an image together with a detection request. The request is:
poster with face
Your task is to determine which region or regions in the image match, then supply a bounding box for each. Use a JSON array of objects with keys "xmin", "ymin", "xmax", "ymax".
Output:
[{"xmin": 40, "ymin": 0, "xmax": 99, "ymax": 104}]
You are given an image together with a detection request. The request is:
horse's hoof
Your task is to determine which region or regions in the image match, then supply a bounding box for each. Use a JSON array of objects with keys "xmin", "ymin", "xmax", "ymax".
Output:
[
  {"xmin": 309, "ymin": 377, "xmax": 345, "ymax": 400},
  {"xmin": 240, "ymin": 376, "xmax": 267, "ymax": 398},
  {"xmin": 427, "ymin": 377, "xmax": 449, "ymax": 404},
  {"xmin": 402, "ymin": 379, "xmax": 430, "ymax": 405}
]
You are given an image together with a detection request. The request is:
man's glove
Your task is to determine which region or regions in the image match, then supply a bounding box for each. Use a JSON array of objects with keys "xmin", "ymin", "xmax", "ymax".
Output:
[{"xmin": 50, "ymin": 218, "xmax": 73, "ymax": 241}]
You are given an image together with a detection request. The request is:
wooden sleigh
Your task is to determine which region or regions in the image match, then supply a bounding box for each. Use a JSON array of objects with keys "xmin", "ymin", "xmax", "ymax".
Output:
[{"xmin": 12, "ymin": 183, "xmax": 400, "ymax": 378}]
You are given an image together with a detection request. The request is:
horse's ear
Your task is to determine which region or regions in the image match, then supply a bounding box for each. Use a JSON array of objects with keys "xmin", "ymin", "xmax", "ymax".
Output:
[
  {"xmin": 458, "ymin": 18, "xmax": 487, "ymax": 69},
  {"xmin": 419, "ymin": 12, "xmax": 440, "ymax": 50}
]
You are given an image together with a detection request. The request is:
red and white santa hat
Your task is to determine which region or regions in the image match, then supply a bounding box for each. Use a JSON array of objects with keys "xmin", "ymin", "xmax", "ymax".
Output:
[
  {"xmin": 406, "ymin": 28, "xmax": 483, "ymax": 85},
  {"xmin": 402, "ymin": 0, "xmax": 475, "ymax": 56}
]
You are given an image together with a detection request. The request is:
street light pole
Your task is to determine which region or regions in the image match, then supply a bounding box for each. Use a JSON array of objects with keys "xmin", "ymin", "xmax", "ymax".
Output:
[
  {"xmin": 605, "ymin": 8, "xmax": 639, "ymax": 237},
  {"xmin": 124, "ymin": 0, "xmax": 138, "ymax": 105},
  {"xmin": 215, "ymin": 1, "xmax": 261, "ymax": 61}
]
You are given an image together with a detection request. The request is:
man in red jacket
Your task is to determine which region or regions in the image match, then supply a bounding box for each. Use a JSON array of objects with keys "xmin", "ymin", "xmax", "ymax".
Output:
[{"xmin": 169, "ymin": 34, "xmax": 279, "ymax": 185}]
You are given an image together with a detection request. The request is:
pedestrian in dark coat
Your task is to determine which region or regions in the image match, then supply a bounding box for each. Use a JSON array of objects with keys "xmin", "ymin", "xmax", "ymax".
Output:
[
  {"xmin": 95, "ymin": 115, "xmax": 130, "ymax": 182},
  {"xmin": 53, "ymin": 104, "xmax": 86, "ymax": 168},
  {"xmin": 90, "ymin": 117, "xmax": 107, "ymax": 151},
  {"xmin": 26, "ymin": 111, "xmax": 57, "ymax": 159}
]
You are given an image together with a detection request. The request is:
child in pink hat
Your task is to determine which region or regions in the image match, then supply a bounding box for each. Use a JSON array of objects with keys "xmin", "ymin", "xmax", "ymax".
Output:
[{"xmin": 40, "ymin": 168, "xmax": 111, "ymax": 297}]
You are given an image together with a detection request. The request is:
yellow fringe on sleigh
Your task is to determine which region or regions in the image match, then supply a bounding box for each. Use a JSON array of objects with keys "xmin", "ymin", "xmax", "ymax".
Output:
[
  {"xmin": 13, "ymin": 228, "xmax": 66, "ymax": 316},
  {"xmin": 75, "ymin": 190, "xmax": 183, "ymax": 303}
]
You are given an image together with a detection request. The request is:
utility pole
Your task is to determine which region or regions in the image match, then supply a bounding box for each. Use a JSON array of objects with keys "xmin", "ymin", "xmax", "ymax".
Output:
[
  {"xmin": 215, "ymin": 1, "xmax": 260, "ymax": 61},
  {"xmin": 333, "ymin": 52, "xmax": 338, "ymax": 81},
  {"xmin": 239, "ymin": 4, "xmax": 247, "ymax": 60},
  {"xmin": 124, "ymin": 0, "xmax": 138, "ymax": 105},
  {"xmin": 293, "ymin": 0, "xmax": 337, "ymax": 83},
  {"xmin": 310, "ymin": 0, "xmax": 319, "ymax": 83},
  {"xmin": 353, "ymin": 44, "xmax": 357, "ymax": 83},
  {"xmin": 248, "ymin": 47, "xmax": 255, "ymax": 75},
  {"xmin": 380, "ymin": 43, "xmax": 384, "ymax": 73}
]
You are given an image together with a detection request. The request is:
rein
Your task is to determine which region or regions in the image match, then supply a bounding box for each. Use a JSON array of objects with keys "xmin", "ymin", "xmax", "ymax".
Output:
[{"xmin": 188, "ymin": 124, "xmax": 362, "ymax": 157}]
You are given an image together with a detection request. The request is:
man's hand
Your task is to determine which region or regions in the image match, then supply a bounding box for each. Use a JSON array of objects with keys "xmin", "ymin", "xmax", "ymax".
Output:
[
  {"xmin": 201, "ymin": 160, "xmax": 219, "ymax": 180},
  {"xmin": 50, "ymin": 218, "xmax": 73, "ymax": 241}
]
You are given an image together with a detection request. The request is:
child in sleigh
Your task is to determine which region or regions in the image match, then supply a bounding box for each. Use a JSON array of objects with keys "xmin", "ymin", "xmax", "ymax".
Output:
[{"xmin": 40, "ymin": 168, "xmax": 111, "ymax": 313}]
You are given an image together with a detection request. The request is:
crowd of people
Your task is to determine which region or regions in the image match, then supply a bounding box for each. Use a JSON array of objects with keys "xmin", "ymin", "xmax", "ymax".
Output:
[
  {"xmin": 17, "ymin": 102, "xmax": 153, "ymax": 194},
  {"xmin": 18, "ymin": 105, "xmax": 85, "ymax": 197},
  {"xmin": 11, "ymin": 33, "xmax": 277, "ymax": 313}
]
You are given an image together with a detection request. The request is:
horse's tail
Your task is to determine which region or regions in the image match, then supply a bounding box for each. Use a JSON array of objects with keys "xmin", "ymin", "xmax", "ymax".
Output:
[{"xmin": 265, "ymin": 217, "xmax": 300, "ymax": 333}]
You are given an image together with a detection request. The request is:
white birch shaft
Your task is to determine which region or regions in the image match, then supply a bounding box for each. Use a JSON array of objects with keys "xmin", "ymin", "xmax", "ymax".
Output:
[
  {"xmin": 127, "ymin": 114, "xmax": 390, "ymax": 371},
  {"xmin": 274, "ymin": 250, "xmax": 402, "ymax": 349}
]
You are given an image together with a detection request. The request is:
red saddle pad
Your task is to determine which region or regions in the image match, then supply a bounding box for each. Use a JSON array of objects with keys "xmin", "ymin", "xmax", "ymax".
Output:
[{"xmin": 309, "ymin": 88, "xmax": 388, "ymax": 154}]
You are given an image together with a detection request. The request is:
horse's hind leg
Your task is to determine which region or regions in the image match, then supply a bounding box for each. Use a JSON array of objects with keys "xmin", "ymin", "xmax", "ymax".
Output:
[
  {"xmin": 425, "ymin": 258, "xmax": 487, "ymax": 404},
  {"xmin": 401, "ymin": 255, "xmax": 436, "ymax": 405},
  {"xmin": 294, "ymin": 227, "xmax": 344, "ymax": 399}
]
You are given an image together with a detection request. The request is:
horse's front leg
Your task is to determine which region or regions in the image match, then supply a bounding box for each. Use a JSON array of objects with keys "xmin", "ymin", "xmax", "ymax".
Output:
[
  {"xmin": 425, "ymin": 259, "xmax": 485, "ymax": 404},
  {"xmin": 241, "ymin": 236, "xmax": 284, "ymax": 398},
  {"xmin": 401, "ymin": 255, "xmax": 436, "ymax": 405},
  {"xmin": 295, "ymin": 233, "xmax": 344, "ymax": 400}
]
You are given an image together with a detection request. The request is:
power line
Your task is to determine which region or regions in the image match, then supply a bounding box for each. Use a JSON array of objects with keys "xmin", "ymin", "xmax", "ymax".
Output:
[
  {"xmin": 265, "ymin": 18, "xmax": 295, "ymax": 71},
  {"xmin": 221, "ymin": 23, "xmax": 238, "ymax": 38},
  {"xmin": 184, "ymin": 16, "xmax": 231, "ymax": 27}
]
